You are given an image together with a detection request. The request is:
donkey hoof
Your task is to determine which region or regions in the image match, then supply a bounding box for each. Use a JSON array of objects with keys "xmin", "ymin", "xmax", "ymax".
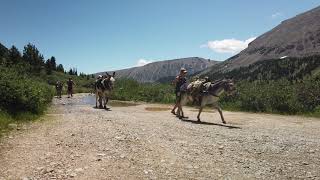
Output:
[
  {"xmin": 197, "ymin": 117, "xmax": 201, "ymax": 122},
  {"xmin": 222, "ymin": 121, "xmax": 226, "ymax": 124}
]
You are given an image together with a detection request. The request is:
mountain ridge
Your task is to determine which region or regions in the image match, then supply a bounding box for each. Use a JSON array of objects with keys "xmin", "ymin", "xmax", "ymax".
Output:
[
  {"xmin": 97, "ymin": 57, "xmax": 218, "ymax": 82},
  {"xmin": 199, "ymin": 6, "xmax": 320, "ymax": 76}
]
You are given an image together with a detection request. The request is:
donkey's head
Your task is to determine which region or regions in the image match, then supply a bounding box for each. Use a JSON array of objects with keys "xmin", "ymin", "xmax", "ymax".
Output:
[
  {"xmin": 222, "ymin": 79, "xmax": 235, "ymax": 95},
  {"xmin": 104, "ymin": 72, "xmax": 116, "ymax": 90}
]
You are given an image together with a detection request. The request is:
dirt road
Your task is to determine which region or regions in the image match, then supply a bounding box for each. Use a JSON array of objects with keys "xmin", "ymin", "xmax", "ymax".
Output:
[{"xmin": 1, "ymin": 94, "xmax": 320, "ymax": 179}]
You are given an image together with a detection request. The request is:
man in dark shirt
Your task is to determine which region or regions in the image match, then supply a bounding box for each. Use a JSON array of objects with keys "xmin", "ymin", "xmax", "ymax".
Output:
[
  {"xmin": 67, "ymin": 78, "xmax": 75, "ymax": 98},
  {"xmin": 171, "ymin": 68, "xmax": 188, "ymax": 118}
]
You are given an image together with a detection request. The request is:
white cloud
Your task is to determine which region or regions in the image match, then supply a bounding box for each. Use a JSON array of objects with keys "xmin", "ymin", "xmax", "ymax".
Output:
[
  {"xmin": 201, "ymin": 37, "xmax": 256, "ymax": 54},
  {"xmin": 271, "ymin": 12, "xmax": 283, "ymax": 19},
  {"xmin": 136, "ymin": 59, "xmax": 153, "ymax": 66}
]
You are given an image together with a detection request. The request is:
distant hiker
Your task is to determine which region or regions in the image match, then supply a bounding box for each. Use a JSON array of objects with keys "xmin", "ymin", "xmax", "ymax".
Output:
[
  {"xmin": 171, "ymin": 68, "xmax": 188, "ymax": 119},
  {"xmin": 67, "ymin": 78, "xmax": 75, "ymax": 98},
  {"xmin": 55, "ymin": 81, "xmax": 63, "ymax": 98}
]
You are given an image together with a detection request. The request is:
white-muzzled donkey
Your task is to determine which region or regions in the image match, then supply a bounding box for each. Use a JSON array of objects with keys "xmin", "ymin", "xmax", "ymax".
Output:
[{"xmin": 95, "ymin": 72, "xmax": 116, "ymax": 109}]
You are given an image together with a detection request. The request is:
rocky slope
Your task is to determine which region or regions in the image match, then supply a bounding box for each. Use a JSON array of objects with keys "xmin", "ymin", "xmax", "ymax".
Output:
[
  {"xmin": 97, "ymin": 57, "xmax": 218, "ymax": 83},
  {"xmin": 200, "ymin": 6, "xmax": 320, "ymax": 76}
]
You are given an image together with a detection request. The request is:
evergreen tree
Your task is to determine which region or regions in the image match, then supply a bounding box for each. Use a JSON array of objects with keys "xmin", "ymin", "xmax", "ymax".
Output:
[
  {"xmin": 68, "ymin": 68, "xmax": 74, "ymax": 75},
  {"xmin": 0, "ymin": 43, "xmax": 8, "ymax": 65},
  {"xmin": 8, "ymin": 46, "xmax": 21, "ymax": 65},
  {"xmin": 45, "ymin": 56, "xmax": 57, "ymax": 74},
  {"xmin": 50, "ymin": 56, "xmax": 57, "ymax": 70},
  {"xmin": 22, "ymin": 43, "xmax": 44, "ymax": 73},
  {"xmin": 56, "ymin": 64, "xmax": 64, "ymax": 72},
  {"xmin": 73, "ymin": 68, "xmax": 78, "ymax": 76},
  {"xmin": 45, "ymin": 59, "xmax": 53, "ymax": 74}
]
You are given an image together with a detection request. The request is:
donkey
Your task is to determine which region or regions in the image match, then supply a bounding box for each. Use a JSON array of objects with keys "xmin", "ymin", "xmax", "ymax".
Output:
[
  {"xmin": 180, "ymin": 79, "xmax": 235, "ymax": 124},
  {"xmin": 95, "ymin": 72, "xmax": 116, "ymax": 109}
]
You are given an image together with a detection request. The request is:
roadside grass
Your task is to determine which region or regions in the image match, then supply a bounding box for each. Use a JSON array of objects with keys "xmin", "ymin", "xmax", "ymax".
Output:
[
  {"xmin": 0, "ymin": 110, "xmax": 42, "ymax": 137},
  {"xmin": 0, "ymin": 111, "xmax": 13, "ymax": 137}
]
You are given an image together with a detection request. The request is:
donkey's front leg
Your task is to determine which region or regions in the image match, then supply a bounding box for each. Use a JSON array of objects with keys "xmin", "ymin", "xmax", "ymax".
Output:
[
  {"xmin": 95, "ymin": 93, "xmax": 98, "ymax": 108},
  {"xmin": 216, "ymin": 106, "xmax": 226, "ymax": 124},
  {"xmin": 98, "ymin": 94, "xmax": 103, "ymax": 109},
  {"xmin": 197, "ymin": 106, "xmax": 203, "ymax": 122},
  {"xmin": 104, "ymin": 97, "xmax": 108, "ymax": 109}
]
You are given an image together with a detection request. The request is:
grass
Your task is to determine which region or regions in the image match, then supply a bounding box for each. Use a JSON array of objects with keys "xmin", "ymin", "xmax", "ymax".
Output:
[
  {"xmin": 0, "ymin": 111, "xmax": 14, "ymax": 136},
  {"xmin": 0, "ymin": 109, "xmax": 42, "ymax": 138}
]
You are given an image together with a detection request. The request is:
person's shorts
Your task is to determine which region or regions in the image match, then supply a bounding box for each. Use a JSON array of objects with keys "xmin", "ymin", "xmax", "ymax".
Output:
[
  {"xmin": 175, "ymin": 91, "xmax": 186, "ymax": 102},
  {"xmin": 67, "ymin": 87, "xmax": 73, "ymax": 93}
]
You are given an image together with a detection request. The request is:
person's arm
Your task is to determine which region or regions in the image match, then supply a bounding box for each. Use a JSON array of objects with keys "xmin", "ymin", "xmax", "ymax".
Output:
[{"xmin": 171, "ymin": 76, "xmax": 179, "ymax": 85}]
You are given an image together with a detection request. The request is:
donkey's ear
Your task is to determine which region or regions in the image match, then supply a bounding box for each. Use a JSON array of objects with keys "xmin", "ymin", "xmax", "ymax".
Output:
[
  {"xmin": 113, "ymin": 72, "xmax": 116, "ymax": 77},
  {"xmin": 106, "ymin": 72, "xmax": 110, "ymax": 76}
]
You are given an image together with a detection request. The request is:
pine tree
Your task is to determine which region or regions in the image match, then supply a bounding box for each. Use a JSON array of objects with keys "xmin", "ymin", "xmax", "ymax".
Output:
[
  {"xmin": 74, "ymin": 68, "xmax": 78, "ymax": 76},
  {"xmin": 22, "ymin": 43, "xmax": 44, "ymax": 74},
  {"xmin": 56, "ymin": 64, "xmax": 64, "ymax": 72},
  {"xmin": 45, "ymin": 59, "xmax": 53, "ymax": 74},
  {"xmin": 50, "ymin": 56, "xmax": 57, "ymax": 71},
  {"xmin": 8, "ymin": 46, "xmax": 21, "ymax": 65},
  {"xmin": 45, "ymin": 56, "xmax": 58, "ymax": 74},
  {"xmin": 68, "ymin": 68, "xmax": 74, "ymax": 75},
  {"xmin": 0, "ymin": 43, "xmax": 8, "ymax": 65}
]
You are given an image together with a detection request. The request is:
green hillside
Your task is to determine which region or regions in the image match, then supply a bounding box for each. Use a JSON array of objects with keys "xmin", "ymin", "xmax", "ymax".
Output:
[
  {"xmin": 204, "ymin": 56, "xmax": 320, "ymax": 81},
  {"xmin": 200, "ymin": 56, "xmax": 320, "ymax": 116}
]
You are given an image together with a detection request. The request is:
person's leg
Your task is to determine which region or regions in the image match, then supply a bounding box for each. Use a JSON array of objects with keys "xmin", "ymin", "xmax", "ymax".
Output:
[
  {"xmin": 178, "ymin": 93, "xmax": 188, "ymax": 119},
  {"xmin": 171, "ymin": 92, "xmax": 179, "ymax": 114},
  {"xmin": 171, "ymin": 103, "xmax": 178, "ymax": 114},
  {"xmin": 176, "ymin": 92, "xmax": 182, "ymax": 116},
  {"xmin": 177, "ymin": 103, "xmax": 184, "ymax": 119}
]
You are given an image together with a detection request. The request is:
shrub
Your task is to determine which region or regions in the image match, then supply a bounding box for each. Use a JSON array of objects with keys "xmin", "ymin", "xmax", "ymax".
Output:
[
  {"xmin": 111, "ymin": 78, "xmax": 175, "ymax": 103},
  {"xmin": 0, "ymin": 67, "xmax": 54, "ymax": 114},
  {"xmin": 220, "ymin": 78, "xmax": 319, "ymax": 115}
]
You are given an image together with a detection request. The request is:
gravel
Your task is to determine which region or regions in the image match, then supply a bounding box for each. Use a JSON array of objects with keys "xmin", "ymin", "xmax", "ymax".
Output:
[{"xmin": 0, "ymin": 94, "xmax": 319, "ymax": 179}]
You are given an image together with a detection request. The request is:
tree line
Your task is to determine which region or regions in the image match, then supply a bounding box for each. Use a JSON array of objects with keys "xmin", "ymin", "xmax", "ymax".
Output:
[{"xmin": 0, "ymin": 43, "xmax": 91, "ymax": 78}]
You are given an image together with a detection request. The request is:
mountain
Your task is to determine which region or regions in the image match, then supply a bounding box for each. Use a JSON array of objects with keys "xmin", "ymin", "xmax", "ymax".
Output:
[
  {"xmin": 97, "ymin": 57, "xmax": 218, "ymax": 83},
  {"xmin": 206, "ymin": 55, "xmax": 320, "ymax": 81},
  {"xmin": 200, "ymin": 6, "xmax": 320, "ymax": 76}
]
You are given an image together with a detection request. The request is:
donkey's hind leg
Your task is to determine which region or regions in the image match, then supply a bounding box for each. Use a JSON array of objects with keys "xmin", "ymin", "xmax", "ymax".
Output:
[{"xmin": 197, "ymin": 106, "xmax": 203, "ymax": 122}]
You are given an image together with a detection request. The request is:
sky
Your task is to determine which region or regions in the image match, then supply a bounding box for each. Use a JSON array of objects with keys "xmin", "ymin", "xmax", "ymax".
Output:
[{"xmin": 0, "ymin": 0, "xmax": 319, "ymax": 74}]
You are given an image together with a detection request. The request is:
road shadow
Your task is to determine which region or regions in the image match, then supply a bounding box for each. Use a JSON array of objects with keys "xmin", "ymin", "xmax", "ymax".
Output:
[
  {"xmin": 92, "ymin": 106, "xmax": 112, "ymax": 111},
  {"xmin": 180, "ymin": 119, "xmax": 241, "ymax": 129}
]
